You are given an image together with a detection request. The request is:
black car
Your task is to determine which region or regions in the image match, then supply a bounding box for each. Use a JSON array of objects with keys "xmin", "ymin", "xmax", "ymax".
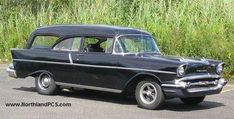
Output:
[{"xmin": 7, "ymin": 25, "xmax": 227, "ymax": 110}]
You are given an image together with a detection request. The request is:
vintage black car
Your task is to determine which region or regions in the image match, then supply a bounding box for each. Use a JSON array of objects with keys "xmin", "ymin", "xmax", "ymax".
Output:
[{"xmin": 7, "ymin": 25, "xmax": 227, "ymax": 109}]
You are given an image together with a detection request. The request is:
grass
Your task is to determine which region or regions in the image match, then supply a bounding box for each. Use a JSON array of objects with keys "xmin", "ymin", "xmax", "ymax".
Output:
[
  {"xmin": 228, "ymin": 79, "xmax": 234, "ymax": 84},
  {"xmin": 0, "ymin": 0, "xmax": 233, "ymax": 79}
]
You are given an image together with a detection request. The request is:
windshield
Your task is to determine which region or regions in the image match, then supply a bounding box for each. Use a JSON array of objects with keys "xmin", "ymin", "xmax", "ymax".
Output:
[{"xmin": 114, "ymin": 35, "xmax": 160, "ymax": 54}]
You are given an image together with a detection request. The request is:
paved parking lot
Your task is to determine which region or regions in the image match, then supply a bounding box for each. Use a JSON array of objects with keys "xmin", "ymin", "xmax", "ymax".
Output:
[{"xmin": 0, "ymin": 64, "xmax": 234, "ymax": 119}]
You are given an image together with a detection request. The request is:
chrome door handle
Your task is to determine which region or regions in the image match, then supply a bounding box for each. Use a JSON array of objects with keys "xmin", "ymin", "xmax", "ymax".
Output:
[
  {"xmin": 75, "ymin": 54, "xmax": 84, "ymax": 61},
  {"xmin": 76, "ymin": 54, "xmax": 84, "ymax": 56}
]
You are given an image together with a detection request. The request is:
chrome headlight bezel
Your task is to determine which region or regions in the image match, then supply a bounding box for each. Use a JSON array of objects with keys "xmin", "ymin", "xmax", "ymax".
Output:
[
  {"xmin": 177, "ymin": 64, "xmax": 186, "ymax": 77},
  {"xmin": 216, "ymin": 63, "xmax": 224, "ymax": 74},
  {"xmin": 9, "ymin": 62, "xmax": 14, "ymax": 69}
]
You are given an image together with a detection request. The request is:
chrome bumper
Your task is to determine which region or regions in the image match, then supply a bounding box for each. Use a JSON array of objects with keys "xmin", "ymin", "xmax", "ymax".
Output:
[
  {"xmin": 161, "ymin": 75, "xmax": 227, "ymax": 98},
  {"xmin": 6, "ymin": 67, "xmax": 17, "ymax": 78},
  {"xmin": 162, "ymin": 78, "xmax": 227, "ymax": 89}
]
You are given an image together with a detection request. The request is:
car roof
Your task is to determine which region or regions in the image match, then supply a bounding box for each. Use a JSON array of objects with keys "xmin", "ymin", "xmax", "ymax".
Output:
[{"xmin": 31, "ymin": 24, "xmax": 151, "ymax": 37}]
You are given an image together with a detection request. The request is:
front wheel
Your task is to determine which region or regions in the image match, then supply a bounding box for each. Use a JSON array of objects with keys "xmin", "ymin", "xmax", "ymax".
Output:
[
  {"xmin": 35, "ymin": 73, "xmax": 60, "ymax": 95},
  {"xmin": 135, "ymin": 79, "xmax": 165, "ymax": 110},
  {"xmin": 180, "ymin": 96, "xmax": 205, "ymax": 105}
]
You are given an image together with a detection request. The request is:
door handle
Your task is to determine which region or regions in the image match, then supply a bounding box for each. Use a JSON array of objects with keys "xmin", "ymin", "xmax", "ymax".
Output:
[
  {"xmin": 75, "ymin": 54, "xmax": 84, "ymax": 61},
  {"xmin": 76, "ymin": 54, "xmax": 84, "ymax": 56}
]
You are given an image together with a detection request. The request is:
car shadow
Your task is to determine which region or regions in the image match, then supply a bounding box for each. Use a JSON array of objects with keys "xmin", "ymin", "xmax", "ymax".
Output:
[
  {"xmin": 13, "ymin": 86, "xmax": 136, "ymax": 105},
  {"xmin": 13, "ymin": 86, "xmax": 225, "ymax": 111},
  {"xmin": 161, "ymin": 98, "xmax": 225, "ymax": 111},
  {"xmin": 60, "ymin": 89, "xmax": 137, "ymax": 105},
  {"xmin": 13, "ymin": 86, "xmax": 37, "ymax": 92}
]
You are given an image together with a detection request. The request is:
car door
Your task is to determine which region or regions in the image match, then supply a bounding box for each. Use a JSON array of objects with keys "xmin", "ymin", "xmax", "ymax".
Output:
[
  {"xmin": 51, "ymin": 36, "xmax": 83, "ymax": 84},
  {"xmin": 71, "ymin": 37, "xmax": 122, "ymax": 90}
]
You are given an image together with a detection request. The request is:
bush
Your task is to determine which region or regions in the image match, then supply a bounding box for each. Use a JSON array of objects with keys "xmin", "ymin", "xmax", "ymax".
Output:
[{"xmin": 0, "ymin": 0, "xmax": 233, "ymax": 79}]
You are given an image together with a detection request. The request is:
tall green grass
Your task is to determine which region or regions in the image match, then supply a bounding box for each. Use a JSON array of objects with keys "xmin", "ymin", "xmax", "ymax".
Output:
[{"xmin": 0, "ymin": 0, "xmax": 233, "ymax": 80}]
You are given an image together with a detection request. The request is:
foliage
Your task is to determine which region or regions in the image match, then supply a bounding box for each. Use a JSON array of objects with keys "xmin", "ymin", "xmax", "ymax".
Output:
[{"xmin": 0, "ymin": 0, "xmax": 233, "ymax": 79}]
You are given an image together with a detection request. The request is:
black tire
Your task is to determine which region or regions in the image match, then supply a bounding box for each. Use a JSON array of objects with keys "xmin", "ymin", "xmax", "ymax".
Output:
[
  {"xmin": 135, "ymin": 79, "xmax": 165, "ymax": 110},
  {"xmin": 35, "ymin": 73, "xmax": 60, "ymax": 95},
  {"xmin": 180, "ymin": 96, "xmax": 205, "ymax": 105}
]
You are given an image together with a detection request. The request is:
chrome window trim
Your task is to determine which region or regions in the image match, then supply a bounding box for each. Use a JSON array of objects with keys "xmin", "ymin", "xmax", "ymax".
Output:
[
  {"xmin": 13, "ymin": 59, "xmax": 176, "ymax": 74},
  {"xmin": 112, "ymin": 34, "xmax": 153, "ymax": 55}
]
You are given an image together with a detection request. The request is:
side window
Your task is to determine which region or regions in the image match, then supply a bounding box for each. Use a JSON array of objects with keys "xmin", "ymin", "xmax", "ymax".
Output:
[
  {"xmin": 31, "ymin": 36, "xmax": 58, "ymax": 49},
  {"xmin": 83, "ymin": 38, "xmax": 99, "ymax": 50},
  {"xmin": 83, "ymin": 37, "xmax": 114, "ymax": 53},
  {"xmin": 53, "ymin": 37, "xmax": 81, "ymax": 51},
  {"xmin": 105, "ymin": 38, "xmax": 114, "ymax": 53}
]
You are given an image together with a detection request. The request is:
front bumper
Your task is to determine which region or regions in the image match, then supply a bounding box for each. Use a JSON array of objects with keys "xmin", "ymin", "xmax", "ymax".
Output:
[
  {"xmin": 162, "ymin": 75, "xmax": 227, "ymax": 98},
  {"xmin": 6, "ymin": 67, "xmax": 17, "ymax": 78}
]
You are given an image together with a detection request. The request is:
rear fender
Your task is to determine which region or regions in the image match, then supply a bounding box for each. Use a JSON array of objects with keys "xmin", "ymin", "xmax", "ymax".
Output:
[{"xmin": 28, "ymin": 70, "xmax": 53, "ymax": 78}]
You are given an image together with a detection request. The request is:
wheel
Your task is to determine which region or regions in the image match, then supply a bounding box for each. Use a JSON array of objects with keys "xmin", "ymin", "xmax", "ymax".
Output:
[
  {"xmin": 35, "ymin": 73, "xmax": 60, "ymax": 95},
  {"xmin": 135, "ymin": 79, "xmax": 165, "ymax": 110},
  {"xmin": 180, "ymin": 96, "xmax": 205, "ymax": 105}
]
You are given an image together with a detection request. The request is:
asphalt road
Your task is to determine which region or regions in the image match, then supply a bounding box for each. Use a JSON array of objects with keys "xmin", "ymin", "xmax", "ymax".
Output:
[{"xmin": 0, "ymin": 64, "xmax": 234, "ymax": 119}]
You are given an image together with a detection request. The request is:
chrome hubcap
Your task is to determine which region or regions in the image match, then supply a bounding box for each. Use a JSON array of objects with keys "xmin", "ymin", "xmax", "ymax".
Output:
[
  {"xmin": 139, "ymin": 83, "xmax": 157, "ymax": 104},
  {"xmin": 41, "ymin": 77, "xmax": 51, "ymax": 88},
  {"xmin": 38, "ymin": 74, "xmax": 51, "ymax": 89}
]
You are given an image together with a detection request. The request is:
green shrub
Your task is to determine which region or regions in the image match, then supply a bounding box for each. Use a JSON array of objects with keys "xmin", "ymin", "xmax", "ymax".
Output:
[{"xmin": 0, "ymin": 0, "xmax": 233, "ymax": 79}]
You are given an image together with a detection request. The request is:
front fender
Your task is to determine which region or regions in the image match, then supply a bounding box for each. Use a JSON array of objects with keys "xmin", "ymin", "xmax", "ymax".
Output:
[{"xmin": 122, "ymin": 72, "xmax": 162, "ymax": 92}]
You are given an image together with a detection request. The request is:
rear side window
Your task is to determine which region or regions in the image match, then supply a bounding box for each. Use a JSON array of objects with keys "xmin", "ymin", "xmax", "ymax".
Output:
[
  {"xmin": 31, "ymin": 36, "xmax": 58, "ymax": 49},
  {"xmin": 53, "ymin": 37, "xmax": 82, "ymax": 51}
]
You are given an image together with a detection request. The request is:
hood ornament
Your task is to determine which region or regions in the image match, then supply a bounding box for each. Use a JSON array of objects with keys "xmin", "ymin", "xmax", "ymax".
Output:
[
  {"xmin": 179, "ymin": 58, "xmax": 186, "ymax": 62},
  {"xmin": 201, "ymin": 57, "xmax": 209, "ymax": 64}
]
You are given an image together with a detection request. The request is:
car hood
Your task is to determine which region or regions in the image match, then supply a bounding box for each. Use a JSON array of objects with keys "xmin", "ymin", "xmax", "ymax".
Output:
[
  {"xmin": 142, "ymin": 54, "xmax": 210, "ymax": 65},
  {"xmin": 140, "ymin": 54, "xmax": 220, "ymax": 74}
]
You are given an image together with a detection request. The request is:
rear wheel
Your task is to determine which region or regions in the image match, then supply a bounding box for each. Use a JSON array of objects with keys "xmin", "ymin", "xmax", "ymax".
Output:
[
  {"xmin": 135, "ymin": 79, "xmax": 165, "ymax": 110},
  {"xmin": 35, "ymin": 73, "xmax": 60, "ymax": 95},
  {"xmin": 180, "ymin": 96, "xmax": 205, "ymax": 105}
]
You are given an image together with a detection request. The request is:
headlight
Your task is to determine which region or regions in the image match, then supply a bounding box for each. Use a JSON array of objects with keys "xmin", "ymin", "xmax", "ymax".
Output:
[
  {"xmin": 177, "ymin": 65, "xmax": 186, "ymax": 77},
  {"xmin": 216, "ymin": 63, "xmax": 224, "ymax": 74}
]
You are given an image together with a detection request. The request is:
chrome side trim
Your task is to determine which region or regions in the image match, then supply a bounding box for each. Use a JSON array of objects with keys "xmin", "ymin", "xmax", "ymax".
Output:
[
  {"xmin": 6, "ymin": 67, "xmax": 17, "ymax": 78},
  {"xmin": 13, "ymin": 59, "xmax": 176, "ymax": 74},
  {"xmin": 55, "ymin": 82, "xmax": 122, "ymax": 93},
  {"xmin": 68, "ymin": 53, "xmax": 73, "ymax": 64}
]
